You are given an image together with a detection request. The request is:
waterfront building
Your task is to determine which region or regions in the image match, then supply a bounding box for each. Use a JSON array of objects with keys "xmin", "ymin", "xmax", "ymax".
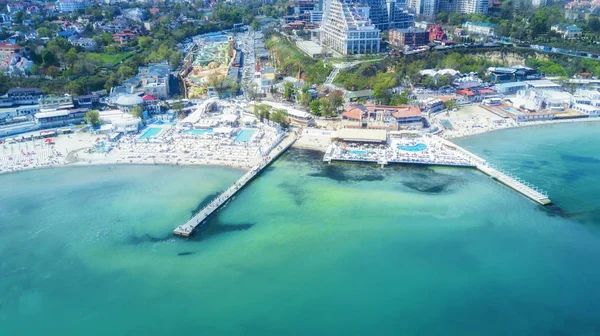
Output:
[
  {"xmin": 34, "ymin": 108, "xmax": 87, "ymax": 128},
  {"xmin": 463, "ymin": 21, "xmax": 496, "ymax": 36},
  {"xmin": 573, "ymin": 103, "xmax": 600, "ymax": 117},
  {"xmin": 76, "ymin": 94, "xmax": 99, "ymax": 107},
  {"xmin": 495, "ymin": 82, "xmax": 528, "ymax": 95},
  {"xmin": 114, "ymin": 94, "xmax": 144, "ymax": 113},
  {"xmin": 320, "ymin": 0, "xmax": 381, "ymax": 55},
  {"xmin": 576, "ymin": 89, "xmax": 600, "ymax": 101},
  {"xmin": 39, "ymin": 94, "xmax": 74, "ymax": 112},
  {"xmin": 389, "ymin": 28, "xmax": 429, "ymax": 48},
  {"xmin": 56, "ymin": 0, "xmax": 89, "ymax": 13},
  {"xmin": 341, "ymin": 104, "xmax": 423, "ymax": 130},
  {"xmin": 488, "ymin": 66, "xmax": 540, "ymax": 83},
  {"xmin": 0, "ymin": 105, "xmax": 40, "ymax": 123},
  {"xmin": 112, "ymin": 62, "xmax": 171, "ymax": 100}
]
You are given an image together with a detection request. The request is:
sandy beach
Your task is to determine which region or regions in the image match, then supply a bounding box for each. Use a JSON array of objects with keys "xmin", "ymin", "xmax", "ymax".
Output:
[
  {"xmin": 0, "ymin": 123, "xmax": 284, "ymax": 174},
  {"xmin": 436, "ymin": 105, "xmax": 600, "ymax": 140}
]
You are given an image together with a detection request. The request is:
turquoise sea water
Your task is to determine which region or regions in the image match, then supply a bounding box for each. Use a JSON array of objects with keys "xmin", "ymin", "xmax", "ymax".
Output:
[{"xmin": 2, "ymin": 122, "xmax": 600, "ymax": 335}]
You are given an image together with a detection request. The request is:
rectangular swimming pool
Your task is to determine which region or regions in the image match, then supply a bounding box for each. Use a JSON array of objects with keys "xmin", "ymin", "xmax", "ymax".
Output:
[
  {"xmin": 139, "ymin": 127, "xmax": 161, "ymax": 139},
  {"xmin": 235, "ymin": 129, "xmax": 255, "ymax": 142},
  {"xmin": 504, "ymin": 107, "xmax": 525, "ymax": 115}
]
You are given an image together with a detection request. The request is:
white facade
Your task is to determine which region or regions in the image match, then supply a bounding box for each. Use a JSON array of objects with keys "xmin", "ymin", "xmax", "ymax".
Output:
[
  {"xmin": 321, "ymin": 0, "xmax": 381, "ymax": 55},
  {"xmin": 457, "ymin": 0, "xmax": 488, "ymax": 14},
  {"xmin": 463, "ymin": 22, "xmax": 496, "ymax": 36},
  {"xmin": 573, "ymin": 103, "xmax": 600, "ymax": 117},
  {"xmin": 56, "ymin": 0, "xmax": 89, "ymax": 13}
]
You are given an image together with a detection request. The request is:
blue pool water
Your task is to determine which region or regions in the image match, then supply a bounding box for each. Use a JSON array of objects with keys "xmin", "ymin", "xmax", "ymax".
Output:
[
  {"xmin": 397, "ymin": 143, "xmax": 427, "ymax": 152},
  {"xmin": 235, "ymin": 129, "xmax": 255, "ymax": 142},
  {"xmin": 139, "ymin": 127, "xmax": 162, "ymax": 139},
  {"xmin": 504, "ymin": 107, "xmax": 524, "ymax": 115},
  {"xmin": 154, "ymin": 120, "xmax": 175, "ymax": 125},
  {"xmin": 184, "ymin": 128, "xmax": 213, "ymax": 135},
  {"xmin": 349, "ymin": 150, "xmax": 367, "ymax": 155}
]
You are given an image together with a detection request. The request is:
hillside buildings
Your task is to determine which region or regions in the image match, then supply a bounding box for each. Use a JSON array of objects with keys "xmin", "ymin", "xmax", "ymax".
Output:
[
  {"xmin": 463, "ymin": 21, "xmax": 497, "ymax": 36},
  {"xmin": 551, "ymin": 24, "xmax": 583, "ymax": 39},
  {"xmin": 389, "ymin": 27, "xmax": 429, "ymax": 48},
  {"xmin": 112, "ymin": 62, "xmax": 171, "ymax": 100},
  {"xmin": 320, "ymin": 0, "xmax": 381, "ymax": 55},
  {"xmin": 408, "ymin": 0, "xmax": 488, "ymax": 17},
  {"xmin": 56, "ymin": 0, "xmax": 89, "ymax": 13}
]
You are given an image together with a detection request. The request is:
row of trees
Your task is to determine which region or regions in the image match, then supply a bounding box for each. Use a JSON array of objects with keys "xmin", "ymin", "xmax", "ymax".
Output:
[{"xmin": 253, "ymin": 104, "xmax": 290, "ymax": 127}]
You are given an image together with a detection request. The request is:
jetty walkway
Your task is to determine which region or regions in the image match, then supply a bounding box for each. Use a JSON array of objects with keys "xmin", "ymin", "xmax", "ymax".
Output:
[
  {"xmin": 437, "ymin": 136, "xmax": 551, "ymax": 205},
  {"xmin": 173, "ymin": 133, "xmax": 297, "ymax": 237}
]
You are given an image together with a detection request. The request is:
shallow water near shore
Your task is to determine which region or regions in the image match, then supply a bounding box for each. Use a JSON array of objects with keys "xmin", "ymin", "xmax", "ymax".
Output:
[{"xmin": 1, "ymin": 122, "xmax": 600, "ymax": 335}]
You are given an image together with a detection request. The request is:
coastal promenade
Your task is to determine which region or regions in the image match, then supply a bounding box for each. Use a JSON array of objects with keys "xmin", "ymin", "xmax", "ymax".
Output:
[{"xmin": 173, "ymin": 133, "xmax": 297, "ymax": 237}]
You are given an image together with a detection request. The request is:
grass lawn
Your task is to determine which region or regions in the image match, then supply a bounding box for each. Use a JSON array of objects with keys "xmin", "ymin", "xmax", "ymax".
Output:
[{"xmin": 85, "ymin": 51, "xmax": 135, "ymax": 67}]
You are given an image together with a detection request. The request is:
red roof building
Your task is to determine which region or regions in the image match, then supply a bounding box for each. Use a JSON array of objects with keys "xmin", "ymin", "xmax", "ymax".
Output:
[{"xmin": 428, "ymin": 24, "xmax": 447, "ymax": 42}]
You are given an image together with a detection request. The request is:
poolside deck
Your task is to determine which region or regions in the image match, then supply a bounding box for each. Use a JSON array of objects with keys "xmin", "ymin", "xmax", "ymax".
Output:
[
  {"xmin": 323, "ymin": 133, "xmax": 551, "ymax": 206},
  {"xmin": 173, "ymin": 133, "xmax": 297, "ymax": 237}
]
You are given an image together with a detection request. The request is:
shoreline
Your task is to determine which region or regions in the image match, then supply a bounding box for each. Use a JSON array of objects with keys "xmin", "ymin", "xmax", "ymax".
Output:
[
  {"xmin": 3, "ymin": 117, "xmax": 600, "ymax": 176},
  {"xmin": 445, "ymin": 116, "xmax": 600, "ymax": 140},
  {"xmin": 0, "ymin": 159, "xmax": 250, "ymax": 176}
]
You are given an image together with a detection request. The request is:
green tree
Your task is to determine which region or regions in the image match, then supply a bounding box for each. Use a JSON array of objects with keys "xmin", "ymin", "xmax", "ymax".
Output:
[
  {"xmin": 270, "ymin": 108, "xmax": 289, "ymax": 127},
  {"xmin": 46, "ymin": 66, "xmax": 60, "ymax": 78},
  {"xmin": 41, "ymin": 50, "xmax": 59, "ymax": 68},
  {"xmin": 309, "ymin": 99, "xmax": 321, "ymax": 115},
  {"xmin": 131, "ymin": 105, "xmax": 144, "ymax": 119},
  {"xmin": 449, "ymin": 12, "xmax": 462, "ymax": 26},
  {"xmin": 327, "ymin": 91, "xmax": 344, "ymax": 116},
  {"xmin": 64, "ymin": 48, "xmax": 79, "ymax": 66},
  {"xmin": 251, "ymin": 19, "xmax": 259, "ymax": 31},
  {"xmin": 283, "ymin": 81, "xmax": 294, "ymax": 100},
  {"xmin": 84, "ymin": 110, "xmax": 101, "ymax": 126},
  {"xmin": 444, "ymin": 99, "xmax": 458, "ymax": 110},
  {"xmin": 172, "ymin": 102, "xmax": 184, "ymax": 118}
]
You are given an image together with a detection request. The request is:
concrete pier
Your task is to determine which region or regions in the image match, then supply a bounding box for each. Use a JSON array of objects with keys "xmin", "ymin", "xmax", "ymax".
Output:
[
  {"xmin": 323, "ymin": 133, "xmax": 551, "ymax": 206},
  {"xmin": 438, "ymin": 137, "xmax": 551, "ymax": 205},
  {"xmin": 173, "ymin": 133, "xmax": 297, "ymax": 237}
]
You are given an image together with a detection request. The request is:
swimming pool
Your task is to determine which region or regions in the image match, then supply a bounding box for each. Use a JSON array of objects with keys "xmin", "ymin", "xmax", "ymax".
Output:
[
  {"xmin": 504, "ymin": 107, "xmax": 525, "ymax": 115},
  {"xmin": 154, "ymin": 120, "xmax": 175, "ymax": 125},
  {"xmin": 184, "ymin": 128, "xmax": 213, "ymax": 135},
  {"xmin": 139, "ymin": 127, "xmax": 162, "ymax": 139},
  {"xmin": 349, "ymin": 150, "xmax": 367, "ymax": 155},
  {"xmin": 441, "ymin": 119, "xmax": 454, "ymax": 130},
  {"xmin": 397, "ymin": 143, "xmax": 427, "ymax": 152},
  {"xmin": 235, "ymin": 129, "xmax": 255, "ymax": 142}
]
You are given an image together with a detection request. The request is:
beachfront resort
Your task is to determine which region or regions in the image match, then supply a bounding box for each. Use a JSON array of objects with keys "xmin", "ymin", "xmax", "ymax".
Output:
[{"xmin": 0, "ymin": 98, "xmax": 284, "ymax": 173}]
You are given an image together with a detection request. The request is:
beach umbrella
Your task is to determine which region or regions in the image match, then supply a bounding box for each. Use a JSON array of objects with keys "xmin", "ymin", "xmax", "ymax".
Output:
[{"xmin": 44, "ymin": 138, "xmax": 53, "ymax": 144}]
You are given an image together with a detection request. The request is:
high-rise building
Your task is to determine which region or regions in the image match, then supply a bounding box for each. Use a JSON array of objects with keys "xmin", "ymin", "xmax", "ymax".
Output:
[
  {"xmin": 407, "ymin": 0, "xmax": 486, "ymax": 16},
  {"xmin": 55, "ymin": 0, "xmax": 89, "ymax": 13},
  {"xmin": 457, "ymin": 0, "xmax": 488, "ymax": 14},
  {"xmin": 407, "ymin": 0, "xmax": 437, "ymax": 18},
  {"xmin": 358, "ymin": 0, "xmax": 390, "ymax": 29},
  {"xmin": 387, "ymin": 0, "xmax": 415, "ymax": 29},
  {"xmin": 320, "ymin": 0, "xmax": 381, "ymax": 55}
]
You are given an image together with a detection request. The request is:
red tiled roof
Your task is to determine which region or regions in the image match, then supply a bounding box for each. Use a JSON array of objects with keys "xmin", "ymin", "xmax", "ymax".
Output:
[{"xmin": 342, "ymin": 106, "xmax": 363, "ymax": 120}]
